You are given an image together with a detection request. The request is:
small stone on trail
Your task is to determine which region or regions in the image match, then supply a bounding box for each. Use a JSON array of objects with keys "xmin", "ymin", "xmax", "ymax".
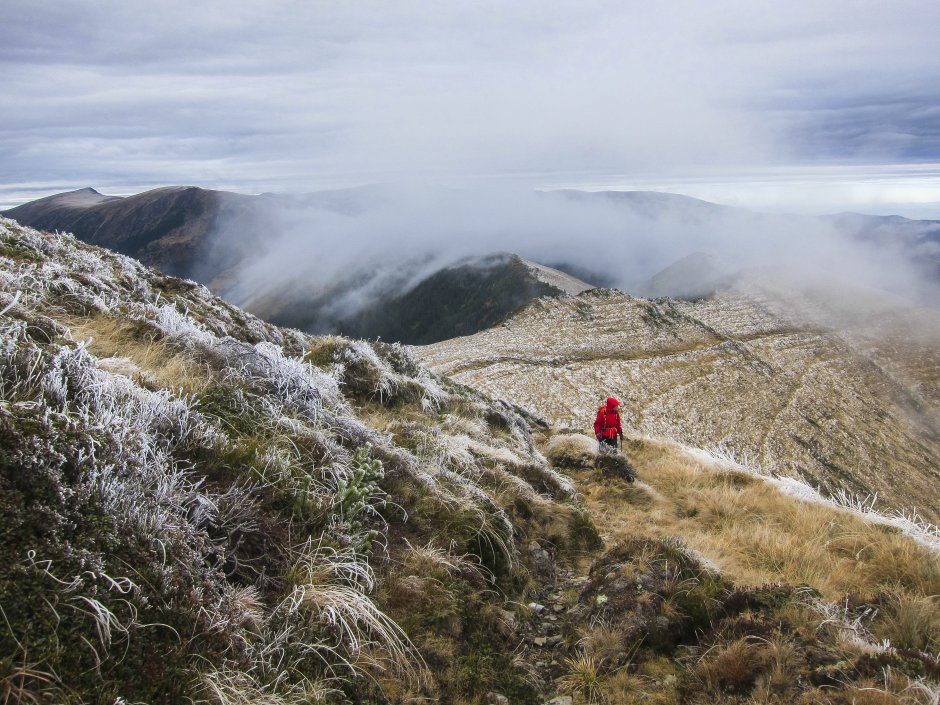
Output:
[{"xmin": 546, "ymin": 697, "xmax": 573, "ymax": 705}]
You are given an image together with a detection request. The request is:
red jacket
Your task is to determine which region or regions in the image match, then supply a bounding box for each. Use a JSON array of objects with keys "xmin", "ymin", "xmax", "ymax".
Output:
[{"xmin": 594, "ymin": 397, "xmax": 623, "ymax": 439}]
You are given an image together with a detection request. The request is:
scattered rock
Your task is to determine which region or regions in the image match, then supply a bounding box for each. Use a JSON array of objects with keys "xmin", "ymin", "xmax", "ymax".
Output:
[
  {"xmin": 545, "ymin": 698, "xmax": 565, "ymax": 705},
  {"xmin": 486, "ymin": 692, "xmax": 509, "ymax": 705},
  {"xmin": 533, "ymin": 636, "xmax": 548, "ymax": 647},
  {"xmin": 546, "ymin": 694, "xmax": 572, "ymax": 705},
  {"xmin": 528, "ymin": 540, "xmax": 556, "ymax": 580}
]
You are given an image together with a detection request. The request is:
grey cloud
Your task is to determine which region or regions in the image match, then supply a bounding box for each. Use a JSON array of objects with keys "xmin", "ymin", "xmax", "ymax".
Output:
[
  {"xmin": 2, "ymin": 0, "xmax": 940, "ymax": 207},
  {"xmin": 217, "ymin": 185, "xmax": 939, "ymax": 334}
]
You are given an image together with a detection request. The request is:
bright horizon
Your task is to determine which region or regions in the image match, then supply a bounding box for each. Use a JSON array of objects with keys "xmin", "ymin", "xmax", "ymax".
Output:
[
  {"xmin": 3, "ymin": 1, "xmax": 940, "ymax": 220},
  {"xmin": 4, "ymin": 164, "xmax": 940, "ymax": 220}
]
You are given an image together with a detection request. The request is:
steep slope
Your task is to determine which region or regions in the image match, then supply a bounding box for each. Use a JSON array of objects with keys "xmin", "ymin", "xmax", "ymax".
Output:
[
  {"xmin": 417, "ymin": 283, "xmax": 940, "ymax": 523},
  {"xmin": 2, "ymin": 186, "xmax": 264, "ymax": 280},
  {"xmin": 0, "ymin": 218, "xmax": 587, "ymax": 704},
  {"xmin": 3, "ymin": 219, "xmax": 940, "ymax": 705},
  {"xmin": 267, "ymin": 253, "xmax": 589, "ymax": 344}
]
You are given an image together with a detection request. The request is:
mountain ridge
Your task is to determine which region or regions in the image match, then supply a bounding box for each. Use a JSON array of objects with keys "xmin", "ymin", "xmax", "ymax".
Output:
[
  {"xmin": 416, "ymin": 279, "xmax": 940, "ymax": 524},
  {"xmin": 5, "ymin": 184, "xmax": 940, "ymax": 344},
  {"xmin": 4, "ymin": 217, "xmax": 940, "ymax": 704}
]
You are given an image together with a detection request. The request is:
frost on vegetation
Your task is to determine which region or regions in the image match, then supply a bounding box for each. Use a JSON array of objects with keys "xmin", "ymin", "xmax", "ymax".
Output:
[
  {"xmin": 413, "ymin": 426, "xmax": 478, "ymax": 475},
  {"xmin": 150, "ymin": 302, "xmax": 215, "ymax": 346},
  {"xmin": 326, "ymin": 338, "xmax": 445, "ymax": 410},
  {"xmin": 334, "ymin": 339, "xmax": 398, "ymax": 401},
  {"xmin": 205, "ymin": 337, "xmax": 342, "ymax": 421},
  {"xmin": 0, "ymin": 221, "xmax": 583, "ymax": 700}
]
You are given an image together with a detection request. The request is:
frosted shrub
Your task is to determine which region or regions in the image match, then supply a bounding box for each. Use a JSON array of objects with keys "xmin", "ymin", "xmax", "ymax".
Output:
[
  {"xmin": 205, "ymin": 338, "xmax": 344, "ymax": 422},
  {"xmin": 0, "ymin": 320, "xmax": 45, "ymax": 397},
  {"xmin": 377, "ymin": 341, "xmax": 446, "ymax": 410},
  {"xmin": 151, "ymin": 302, "xmax": 215, "ymax": 346},
  {"xmin": 253, "ymin": 340, "xmax": 342, "ymax": 412},
  {"xmin": 334, "ymin": 339, "xmax": 398, "ymax": 402}
]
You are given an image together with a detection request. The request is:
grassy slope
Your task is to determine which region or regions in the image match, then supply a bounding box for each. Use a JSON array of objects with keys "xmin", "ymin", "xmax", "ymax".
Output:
[
  {"xmin": 541, "ymin": 431, "xmax": 940, "ymax": 705},
  {"xmin": 0, "ymin": 219, "xmax": 587, "ymax": 704},
  {"xmin": 417, "ymin": 287, "xmax": 940, "ymax": 524},
  {"xmin": 2, "ymin": 218, "xmax": 939, "ymax": 705}
]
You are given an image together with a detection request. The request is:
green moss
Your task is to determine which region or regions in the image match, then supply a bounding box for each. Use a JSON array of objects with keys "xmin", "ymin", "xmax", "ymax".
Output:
[{"xmin": 0, "ymin": 239, "xmax": 43, "ymax": 262}]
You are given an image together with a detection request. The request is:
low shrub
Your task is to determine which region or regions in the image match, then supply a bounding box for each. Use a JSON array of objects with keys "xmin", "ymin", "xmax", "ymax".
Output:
[{"xmin": 545, "ymin": 433, "xmax": 598, "ymax": 470}]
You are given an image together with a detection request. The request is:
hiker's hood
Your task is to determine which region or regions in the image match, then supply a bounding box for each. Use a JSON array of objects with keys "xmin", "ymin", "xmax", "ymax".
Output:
[{"xmin": 606, "ymin": 397, "xmax": 620, "ymax": 411}]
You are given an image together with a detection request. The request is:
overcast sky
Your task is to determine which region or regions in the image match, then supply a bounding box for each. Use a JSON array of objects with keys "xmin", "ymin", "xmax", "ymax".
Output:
[{"xmin": 3, "ymin": 0, "xmax": 940, "ymax": 216}]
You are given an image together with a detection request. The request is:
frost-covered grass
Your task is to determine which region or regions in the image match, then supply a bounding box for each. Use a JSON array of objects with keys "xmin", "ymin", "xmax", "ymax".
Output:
[{"xmin": 0, "ymin": 219, "xmax": 582, "ymax": 704}]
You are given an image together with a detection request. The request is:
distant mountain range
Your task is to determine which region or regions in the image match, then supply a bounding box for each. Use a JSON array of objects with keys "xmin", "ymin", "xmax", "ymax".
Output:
[{"xmin": 5, "ymin": 185, "xmax": 940, "ymax": 342}]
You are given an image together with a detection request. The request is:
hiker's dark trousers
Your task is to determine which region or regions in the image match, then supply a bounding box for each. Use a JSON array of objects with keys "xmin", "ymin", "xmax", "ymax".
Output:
[{"xmin": 599, "ymin": 436, "xmax": 617, "ymax": 449}]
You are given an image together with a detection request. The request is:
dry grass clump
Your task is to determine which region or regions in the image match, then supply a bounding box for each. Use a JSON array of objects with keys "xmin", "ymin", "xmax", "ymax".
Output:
[
  {"xmin": 872, "ymin": 593, "xmax": 940, "ymax": 653},
  {"xmin": 66, "ymin": 314, "xmax": 210, "ymax": 392},
  {"xmin": 692, "ymin": 637, "xmax": 769, "ymax": 694},
  {"xmin": 557, "ymin": 654, "xmax": 605, "ymax": 704},
  {"xmin": 546, "ymin": 433, "xmax": 598, "ymax": 470}
]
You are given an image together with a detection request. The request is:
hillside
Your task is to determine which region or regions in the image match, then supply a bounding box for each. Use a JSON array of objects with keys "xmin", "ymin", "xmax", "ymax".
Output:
[
  {"xmin": 264, "ymin": 253, "xmax": 591, "ymax": 344},
  {"xmin": 3, "ymin": 219, "xmax": 940, "ymax": 705},
  {"xmin": 417, "ymin": 283, "xmax": 940, "ymax": 525},
  {"xmin": 2, "ymin": 188, "xmax": 597, "ymax": 343},
  {"xmin": 1, "ymin": 186, "xmax": 267, "ymax": 281}
]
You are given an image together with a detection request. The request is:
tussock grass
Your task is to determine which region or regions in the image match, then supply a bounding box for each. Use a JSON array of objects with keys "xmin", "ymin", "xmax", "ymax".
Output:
[
  {"xmin": 66, "ymin": 314, "xmax": 209, "ymax": 392},
  {"xmin": 565, "ymin": 432, "xmax": 940, "ymax": 705},
  {"xmin": 873, "ymin": 593, "xmax": 940, "ymax": 653},
  {"xmin": 557, "ymin": 654, "xmax": 605, "ymax": 704},
  {"xmin": 579, "ymin": 436, "xmax": 940, "ymax": 602},
  {"xmin": 546, "ymin": 432, "xmax": 598, "ymax": 470}
]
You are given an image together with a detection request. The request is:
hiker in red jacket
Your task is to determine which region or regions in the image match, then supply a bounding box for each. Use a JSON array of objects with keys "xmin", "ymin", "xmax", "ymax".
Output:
[{"xmin": 594, "ymin": 397, "xmax": 623, "ymax": 449}]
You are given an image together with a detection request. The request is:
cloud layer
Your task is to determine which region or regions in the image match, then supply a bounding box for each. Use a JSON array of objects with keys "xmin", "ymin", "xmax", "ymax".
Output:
[{"xmin": 217, "ymin": 185, "xmax": 940, "ymax": 333}]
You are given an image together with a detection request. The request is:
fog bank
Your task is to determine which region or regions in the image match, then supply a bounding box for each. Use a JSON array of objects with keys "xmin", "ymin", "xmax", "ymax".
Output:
[{"xmin": 211, "ymin": 185, "xmax": 940, "ymax": 331}]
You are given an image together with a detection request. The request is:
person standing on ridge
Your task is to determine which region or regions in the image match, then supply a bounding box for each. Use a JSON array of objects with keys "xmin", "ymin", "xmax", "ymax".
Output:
[{"xmin": 594, "ymin": 396, "xmax": 623, "ymax": 449}]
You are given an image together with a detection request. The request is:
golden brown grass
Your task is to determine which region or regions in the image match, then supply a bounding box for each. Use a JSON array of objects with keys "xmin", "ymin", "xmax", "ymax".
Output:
[
  {"xmin": 66, "ymin": 315, "xmax": 209, "ymax": 393},
  {"xmin": 576, "ymin": 436, "xmax": 940, "ymax": 602},
  {"xmin": 558, "ymin": 654, "xmax": 605, "ymax": 704},
  {"xmin": 562, "ymin": 433, "xmax": 940, "ymax": 667}
]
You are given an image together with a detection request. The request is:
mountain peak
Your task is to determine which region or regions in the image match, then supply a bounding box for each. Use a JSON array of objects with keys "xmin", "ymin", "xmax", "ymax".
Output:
[{"xmin": 635, "ymin": 250, "xmax": 730, "ymax": 300}]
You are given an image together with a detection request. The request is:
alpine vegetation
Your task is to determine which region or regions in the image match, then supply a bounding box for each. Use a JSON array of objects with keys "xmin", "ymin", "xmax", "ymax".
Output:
[
  {"xmin": 4, "ymin": 217, "xmax": 940, "ymax": 705},
  {"xmin": 0, "ymin": 218, "xmax": 587, "ymax": 703}
]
